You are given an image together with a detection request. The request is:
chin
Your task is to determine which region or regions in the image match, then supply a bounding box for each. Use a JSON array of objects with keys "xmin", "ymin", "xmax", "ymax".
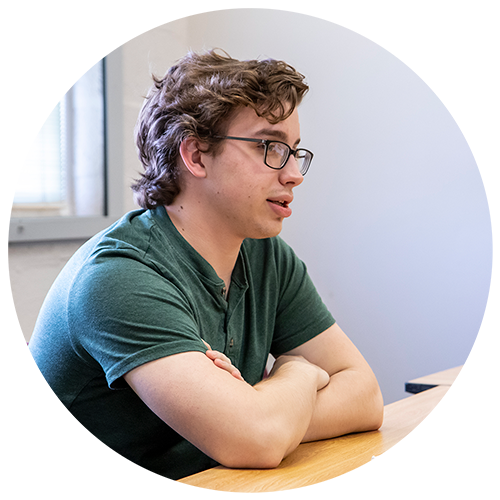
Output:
[{"xmin": 250, "ymin": 223, "xmax": 283, "ymax": 240}]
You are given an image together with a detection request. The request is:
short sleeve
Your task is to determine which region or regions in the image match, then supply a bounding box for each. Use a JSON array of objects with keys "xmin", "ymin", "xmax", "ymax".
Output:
[
  {"xmin": 270, "ymin": 238, "xmax": 335, "ymax": 356},
  {"xmin": 67, "ymin": 251, "xmax": 207, "ymax": 388}
]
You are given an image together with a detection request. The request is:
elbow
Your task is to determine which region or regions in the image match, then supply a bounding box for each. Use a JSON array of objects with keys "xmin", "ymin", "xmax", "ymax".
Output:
[
  {"xmin": 366, "ymin": 384, "xmax": 384, "ymax": 431},
  {"xmin": 211, "ymin": 423, "xmax": 287, "ymax": 470},
  {"xmin": 218, "ymin": 451, "xmax": 282, "ymax": 471},
  {"xmin": 350, "ymin": 375, "xmax": 384, "ymax": 433},
  {"xmin": 216, "ymin": 441, "xmax": 285, "ymax": 471},
  {"xmin": 369, "ymin": 404, "xmax": 384, "ymax": 431}
]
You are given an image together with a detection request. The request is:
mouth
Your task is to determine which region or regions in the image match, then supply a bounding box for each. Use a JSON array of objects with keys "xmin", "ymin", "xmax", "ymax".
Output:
[
  {"xmin": 267, "ymin": 199, "xmax": 289, "ymax": 208},
  {"xmin": 266, "ymin": 197, "xmax": 293, "ymax": 218},
  {"xmin": 266, "ymin": 195, "xmax": 293, "ymax": 207}
]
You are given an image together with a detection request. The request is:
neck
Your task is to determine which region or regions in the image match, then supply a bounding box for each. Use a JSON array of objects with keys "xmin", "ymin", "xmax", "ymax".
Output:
[{"xmin": 165, "ymin": 200, "xmax": 242, "ymax": 288}]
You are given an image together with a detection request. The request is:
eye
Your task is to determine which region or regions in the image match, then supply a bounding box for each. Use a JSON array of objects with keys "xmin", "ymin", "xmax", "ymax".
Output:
[
  {"xmin": 253, "ymin": 141, "xmax": 267, "ymax": 157},
  {"xmin": 268, "ymin": 142, "xmax": 288, "ymax": 155},
  {"xmin": 267, "ymin": 142, "xmax": 287, "ymax": 160}
]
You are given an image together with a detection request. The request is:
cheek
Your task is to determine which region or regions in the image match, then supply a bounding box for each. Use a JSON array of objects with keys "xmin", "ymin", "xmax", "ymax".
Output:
[
  {"xmin": 246, "ymin": 184, "xmax": 267, "ymax": 204},
  {"xmin": 226, "ymin": 180, "xmax": 264, "ymax": 200}
]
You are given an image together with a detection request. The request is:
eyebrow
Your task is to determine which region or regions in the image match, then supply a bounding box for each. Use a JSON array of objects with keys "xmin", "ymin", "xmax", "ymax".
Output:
[{"xmin": 253, "ymin": 128, "xmax": 301, "ymax": 148}]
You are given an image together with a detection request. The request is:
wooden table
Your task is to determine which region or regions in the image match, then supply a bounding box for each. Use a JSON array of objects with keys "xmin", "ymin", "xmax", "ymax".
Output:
[
  {"xmin": 149, "ymin": 386, "xmax": 493, "ymax": 493},
  {"xmin": 405, "ymin": 358, "xmax": 493, "ymax": 394}
]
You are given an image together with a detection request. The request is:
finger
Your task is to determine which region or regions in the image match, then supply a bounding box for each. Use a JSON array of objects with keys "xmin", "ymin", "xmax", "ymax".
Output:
[
  {"xmin": 206, "ymin": 350, "xmax": 230, "ymax": 364},
  {"xmin": 213, "ymin": 358, "xmax": 245, "ymax": 382},
  {"xmin": 205, "ymin": 349, "xmax": 222, "ymax": 361},
  {"xmin": 202, "ymin": 339, "xmax": 212, "ymax": 350},
  {"xmin": 213, "ymin": 358, "xmax": 233, "ymax": 371},
  {"xmin": 231, "ymin": 368, "xmax": 245, "ymax": 382}
]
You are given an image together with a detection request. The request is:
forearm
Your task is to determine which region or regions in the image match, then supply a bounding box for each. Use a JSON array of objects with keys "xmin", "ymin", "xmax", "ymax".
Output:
[
  {"xmin": 126, "ymin": 351, "xmax": 327, "ymax": 471},
  {"xmin": 200, "ymin": 357, "xmax": 326, "ymax": 468},
  {"xmin": 205, "ymin": 342, "xmax": 322, "ymax": 461},
  {"xmin": 251, "ymin": 360, "xmax": 321, "ymax": 460},
  {"xmin": 301, "ymin": 366, "xmax": 384, "ymax": 443}
]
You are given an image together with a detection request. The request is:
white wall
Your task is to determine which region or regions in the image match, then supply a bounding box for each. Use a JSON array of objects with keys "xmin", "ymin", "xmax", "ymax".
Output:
[{"xmin": 9, "ymin": 9, "xmax": 491, "ymax": 405}]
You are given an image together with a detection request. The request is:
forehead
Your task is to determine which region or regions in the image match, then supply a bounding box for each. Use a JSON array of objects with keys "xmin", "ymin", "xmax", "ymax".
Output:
[{"xmin": 226, "ymin": 106, "xmax": 301, "ymax": 143}]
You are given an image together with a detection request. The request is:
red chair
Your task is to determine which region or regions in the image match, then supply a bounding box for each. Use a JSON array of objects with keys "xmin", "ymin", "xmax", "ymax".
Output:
[{"xmin": 9, "ymin": 339, "xmax": 28, "ymax": 428}]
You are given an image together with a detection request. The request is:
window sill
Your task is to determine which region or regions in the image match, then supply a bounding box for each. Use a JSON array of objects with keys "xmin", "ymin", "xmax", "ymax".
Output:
[{"xmin": 9, "ymin": 215, "xmax": 120, "ymax": 243}]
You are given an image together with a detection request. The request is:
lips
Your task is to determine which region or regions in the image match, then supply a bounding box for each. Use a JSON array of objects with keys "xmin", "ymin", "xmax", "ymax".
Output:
[
  {"xmin": 266, "ymin": 195, "xmax": 293, "ymax": 208},
  {"xmin": 268, "ymin": 200, "xmax": 289, "ymax": 208},
  {"xmin": 266, "ymin": 195, "xmax": 293, "ymax": 218}
]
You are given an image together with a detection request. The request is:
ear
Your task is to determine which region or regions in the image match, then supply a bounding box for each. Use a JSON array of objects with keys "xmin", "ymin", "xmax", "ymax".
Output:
[{"xmin": 179, "ymin": 137, "xmax": 207, "ymax": 178}]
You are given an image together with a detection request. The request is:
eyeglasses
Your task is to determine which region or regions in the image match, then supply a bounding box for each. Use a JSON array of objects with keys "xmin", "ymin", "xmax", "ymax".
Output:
[{"xmin": 215, "ymin": 136, "xmax": 313, "ymax": 175}]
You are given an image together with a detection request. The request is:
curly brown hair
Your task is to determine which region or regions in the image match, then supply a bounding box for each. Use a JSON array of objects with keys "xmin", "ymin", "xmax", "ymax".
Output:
[{"xmin": 131, "ymin": 49, "xmax": 309, "ymax": 208}]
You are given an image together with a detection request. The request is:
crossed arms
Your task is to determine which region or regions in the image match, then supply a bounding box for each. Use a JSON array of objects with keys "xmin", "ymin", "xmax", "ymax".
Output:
[{"xmin": 124, "ymin": 323, "xmax": 384, "ymax": 470}]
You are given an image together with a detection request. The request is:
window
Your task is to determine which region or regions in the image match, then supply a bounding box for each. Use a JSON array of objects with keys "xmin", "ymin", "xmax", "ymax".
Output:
[{"xmin": 9, "ymin": 57, "xmax": 122, "ymax": 242}]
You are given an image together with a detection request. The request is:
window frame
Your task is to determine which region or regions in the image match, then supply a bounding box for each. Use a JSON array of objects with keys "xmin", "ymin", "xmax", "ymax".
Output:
[{"xmin": 9, "ymin": 54, "xmax": 124, "ymax": 242}]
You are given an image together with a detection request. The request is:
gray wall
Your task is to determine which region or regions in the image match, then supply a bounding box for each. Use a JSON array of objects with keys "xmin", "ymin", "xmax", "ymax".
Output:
[
  {"xmin": 10, "ymin": 10, "xmax": 491, "ymax": 405},
  {"xmin": 119, "ymin": 10, "xmax": 492, "ymax": 404}
]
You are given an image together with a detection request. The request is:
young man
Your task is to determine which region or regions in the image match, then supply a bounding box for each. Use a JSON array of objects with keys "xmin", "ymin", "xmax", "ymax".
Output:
[{"xmin": 29, "ymin": 50, "xmax": 383, "ymax": 480}]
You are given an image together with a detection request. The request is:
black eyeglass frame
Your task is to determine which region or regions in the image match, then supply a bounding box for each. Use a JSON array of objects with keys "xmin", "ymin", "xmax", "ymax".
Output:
[{"xmin": 215, "ymin": 135, "xmax": 313, "ymax": 175}]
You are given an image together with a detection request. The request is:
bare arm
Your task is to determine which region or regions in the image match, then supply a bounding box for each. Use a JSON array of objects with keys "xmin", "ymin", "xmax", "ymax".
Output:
[
  {"xmin": 124, "ymin": 350, "xmax": 328, "ymax": 469},
  {"xmin": 285, "ymin": 323, "xmax": 384, "ymax": 442},
  {"xmin": 203, "ymin": 323, "xmax": 383, "ymax": 443}
]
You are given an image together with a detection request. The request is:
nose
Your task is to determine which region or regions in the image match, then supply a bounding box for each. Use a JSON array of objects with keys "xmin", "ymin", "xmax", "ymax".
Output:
[{"xmin": 279, "ymin": 154, "xmax": 304, "ymax": 187}]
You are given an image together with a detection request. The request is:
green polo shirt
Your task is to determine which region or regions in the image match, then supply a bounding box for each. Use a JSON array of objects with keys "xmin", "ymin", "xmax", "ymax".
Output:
[{"xmin": 29, "ymin": 206, "xmax": 335, "ymax": 480}]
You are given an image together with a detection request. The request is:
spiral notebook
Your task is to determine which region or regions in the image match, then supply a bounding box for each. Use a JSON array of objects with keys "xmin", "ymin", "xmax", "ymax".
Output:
[{"xmin": 372, "ymin": 438, "xmax": 493, "ymax": 474}]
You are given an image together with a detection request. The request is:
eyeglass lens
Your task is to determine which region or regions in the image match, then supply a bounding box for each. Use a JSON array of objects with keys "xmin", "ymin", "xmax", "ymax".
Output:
[{"xmin": 266, "ymin": 142, "xmax": 312, "ymax": 175}]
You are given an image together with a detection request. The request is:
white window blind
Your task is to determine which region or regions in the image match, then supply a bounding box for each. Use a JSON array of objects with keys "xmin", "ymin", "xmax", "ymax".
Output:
[
  {"xmin": 8, "ymin": 9, "xmax": 65, "ymax": 211},
  {"xmin": 8, "ymin": 8, "xmax": 105, "ymax": 217}
]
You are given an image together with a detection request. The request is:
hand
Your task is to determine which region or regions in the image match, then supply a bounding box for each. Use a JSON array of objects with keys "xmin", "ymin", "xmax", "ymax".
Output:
[
  {"xmin": 203, "ymin": 340, "xmax": 245, "ymax": 382},
  {"xmin": 270, "ymin": 354, "xmax": 330, "ymax": 391}
]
